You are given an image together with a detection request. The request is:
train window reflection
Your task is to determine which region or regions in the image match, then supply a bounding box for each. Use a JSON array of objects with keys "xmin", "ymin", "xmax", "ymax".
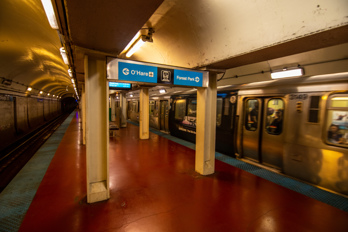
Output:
[
  {"xmin": 327, "ymin": 95, "xmax": 348, "ymax": 147},
  {"xmin": 266, "ymin": 99, "xmax": 284, "ymax": 135},
  {"xmin": 187, "ymin": 99, "xmax": 196, "ymax": 117},
  {"xmin": 175, "ymin": 99, "xmax": 186, "ymax": 120},
  {"xmin": 245, "ymin": 99, "xmax": 259, "ymax": 131},
  {"xmin": 217, "ymin": 98, "xmax": 223, "ymax": 126}
]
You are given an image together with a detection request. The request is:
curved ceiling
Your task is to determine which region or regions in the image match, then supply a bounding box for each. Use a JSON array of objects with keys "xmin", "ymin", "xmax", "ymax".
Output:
[
  {"xmin": 1, "ymin": 0, "xmax": 348, "ymax": 100},
  {"xmin": 0, "ymin": 0, "xmax": 72, "ymax": 98}
]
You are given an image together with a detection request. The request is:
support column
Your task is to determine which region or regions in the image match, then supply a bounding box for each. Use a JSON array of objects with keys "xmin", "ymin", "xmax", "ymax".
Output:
[
  {"xmin": 84, "ymin": 55, "xmax": 110, "ymax": 203},
  {"xmin": 81, "ymin": 85, "xmax": 86, "ymax": 145},
  {"xmin": 120, "ymin": 93, "xmax": 127, "ymax": 128},
  {"xmin": 195, "ymin": 72, "xmax": 217, "ymax": 175},
  {"xmin": 139, "ymin": 88, "xmax": 149, "ymax": 139},
  {"xmin": 110, "ymin": 95, "xmax": 115, "ymax": 121}
]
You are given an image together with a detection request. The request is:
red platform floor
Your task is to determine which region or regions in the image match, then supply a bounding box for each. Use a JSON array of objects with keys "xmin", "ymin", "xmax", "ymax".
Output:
[{"xmin": 19, "ymin": 112, "xmax": 348, "ymax": 232}]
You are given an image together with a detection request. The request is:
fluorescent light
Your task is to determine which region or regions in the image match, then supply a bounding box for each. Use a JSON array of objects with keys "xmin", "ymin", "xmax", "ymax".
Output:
[
  {"xmin": 123, "ymin": 32, "xmax": 141, "ymax": 53},
  {"xmin": 68, "ymin": 69, "xmax": 72, "ymax": 77},
  {"xmin": 129, "ymin": 94, "xmax": 133, "ymax": 97},
  {"xmin": 47, "ymin": 93, "xmax": 50, "ymax": 96},
  {"xmin": 159, "ymin": 89, "xmax": 166, "ymax": 94},
  {"xmin": 41, "ymin": 0, "xmax": 59, "ymax": 29},
  {"xmin": 71, "ymin": 78, "xmax": 75, "ymax": 84},
  {"xmin": 60, "ymin": 47, "xmax": 69, "ymax": 65},
  {"xmin": 126, "ymin": 38, "xmax": 145, "ymax": 58},
  {"xmin": 27, "ymin": 87, "xmax": 32, "ymax": 91},
  {"xmin": 271, "ymin": 68, "xmax": 303, "ymax": 79},
  {"xmin": 40, "ymin": 91, "xmax": 43, "ymax": 94}
]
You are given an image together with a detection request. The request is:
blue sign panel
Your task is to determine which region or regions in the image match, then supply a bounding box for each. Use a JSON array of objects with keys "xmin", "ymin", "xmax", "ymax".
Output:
[
  {"xmin": 173, "ymin": 69, "xmax": 203, "ymax": 87},
  {"xmin": 109, "ymin": 82, "xmax": 131, "ymax": 89},
  {"xmin": 118, "ymin": 62, "xmax": 157, "ymax": 83}
]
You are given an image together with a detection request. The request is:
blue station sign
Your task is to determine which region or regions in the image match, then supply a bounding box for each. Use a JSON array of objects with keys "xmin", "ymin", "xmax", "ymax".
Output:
[{"xmin": 107, "ymin": 59, "xmax": 208, "ymax": 87}]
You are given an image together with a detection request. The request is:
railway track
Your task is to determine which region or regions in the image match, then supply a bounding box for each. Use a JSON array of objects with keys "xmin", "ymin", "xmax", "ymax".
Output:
[{"xmin": 0, "ymin": 113, "xmax": 72, "ymax": 192}]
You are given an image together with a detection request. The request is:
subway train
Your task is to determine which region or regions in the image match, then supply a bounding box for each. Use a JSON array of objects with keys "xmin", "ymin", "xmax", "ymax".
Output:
[{"xmin": 124, "ymin": 72, "xmax": 348, "ymax": 196}]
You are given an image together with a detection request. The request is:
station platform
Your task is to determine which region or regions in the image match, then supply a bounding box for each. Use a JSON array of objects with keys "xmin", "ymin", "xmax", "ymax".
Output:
[{"xmin": 1, "ymin": 110, "xmax": 348, "ymax": 232}]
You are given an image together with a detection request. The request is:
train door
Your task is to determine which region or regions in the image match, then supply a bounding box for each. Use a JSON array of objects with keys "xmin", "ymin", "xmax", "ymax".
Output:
[
  {"xmin": 164, "ymin": 101, "xmax": 169, "ymax": 132},
  {"xmin": 160, "ymin": 101, "xmax": 166, "ymax": 130},
  {"xmin": 160, "ymin": 100, "xmax": 168, "ymax": 131},
  {"xmin": 242, "ymin": 97, "xmax": 285, "ymax": 169}
]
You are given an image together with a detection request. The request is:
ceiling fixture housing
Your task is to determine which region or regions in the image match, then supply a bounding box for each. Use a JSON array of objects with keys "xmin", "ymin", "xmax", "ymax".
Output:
[
  {"xmin": 126, "ymin": 28, "xmax": 154, "ymax": 58},
  {"xmin": 271, "ymin": 67, "xmax": 304, "ymax": 79}
]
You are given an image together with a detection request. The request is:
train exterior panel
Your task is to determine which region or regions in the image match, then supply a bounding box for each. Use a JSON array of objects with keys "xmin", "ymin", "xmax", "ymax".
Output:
[{"xmin": 235, "ymin": 74, "xmax": 348, "ymax": 195}]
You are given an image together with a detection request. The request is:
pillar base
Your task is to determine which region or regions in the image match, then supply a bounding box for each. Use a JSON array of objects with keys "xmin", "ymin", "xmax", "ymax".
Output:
[{"xmin": 88, "ymin": 181, "xmax": 109, "ymax": 203}]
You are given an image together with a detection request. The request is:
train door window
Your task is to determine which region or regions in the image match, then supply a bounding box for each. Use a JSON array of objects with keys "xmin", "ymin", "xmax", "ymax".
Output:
[
  {"xmin": 149, "ymin": 100, "xmax": 155, "ymax": 115},
  {"xmin": 326, "ymin": 95, "xmax": 348, "ymax": 147},
  {"xmin": 187, "ymin": 99, "xmax": 197, "ymax": 117},
  {"xmin": 266, "ymin": 99, "xmax": 284, "ymax": 135},
  {"xmin": 216, "ymin": 98, "xmax": 223, "ymax": 126},
  {"xmin": 245, "ymin": 99, "xmax": 259, "ymax": 131},
  {"xmin": 308, "ymin": 96, "xmax": 321, "ymax": 123},
  {"xmin": 224, "ymin": 98, "xmax": 230, "ymax": 116},
  {"xmin": 175, "ymin": 99, "xmax": 186, "ymax": 120}
]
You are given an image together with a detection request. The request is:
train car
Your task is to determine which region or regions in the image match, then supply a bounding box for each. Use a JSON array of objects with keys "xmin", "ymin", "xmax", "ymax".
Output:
[
  {"xmin": 232, "ymin": 72, "xmax": 348, "ymax": 195},
  {"xmin": 126, "ymin": 98, "xmax": 170, "ymax": 133},
  {"xmin": 168, "ymin": 91, "xmax": 238, "ymax": 156}
]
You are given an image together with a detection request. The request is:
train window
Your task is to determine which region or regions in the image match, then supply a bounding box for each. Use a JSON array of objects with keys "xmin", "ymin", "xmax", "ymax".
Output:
[
  {"xmin": 187, "ymin": 99, "xmax": 197, "ymax": 117},
  {"xmin": 308, "ymin": 96, "xmax": 321, "ymax": 123},
  {"xmin": 217, "ymin": 98, "xmax": 223, "ymax": 126},
  {"xmin": 245, "ymin": 99, "xmax": 259, "ymax": 131},
  {"xmin": 149, "ymin": 100, "xmax": 155, "ymax": 115},
  {"xmin": 175, "ymin": 99, "xmax": 186, "ymax": 120},
  {"xmin": 326, "ymin": 95, "xmax": 348, "ymax": 147},
  {"xmin": 266, "ymin": 99, "xmax": 284, "ymax": 135},
  {"xmin": 224, "ymin": 98, "xmax": 230, "ymax": 116}
]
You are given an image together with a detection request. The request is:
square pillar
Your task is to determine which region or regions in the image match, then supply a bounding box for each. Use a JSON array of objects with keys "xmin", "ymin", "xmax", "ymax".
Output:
[
  {"xmin": 81, "ymin": 85, "xmax": 86, "ymax": 145},
  {"xmin": 84, "ymin": 55, "xmax": 110, "ymax": 203},
  {"xmin": 139, "ymin": 88, "xmax": 149, "ymax": 139},
  {"xmin": 120, "ymin": 93, "xmax": 127, "ymax": 128},
  {"xmin": 195, "ymin": 73, "xmax": 217, "ymax": 175}
]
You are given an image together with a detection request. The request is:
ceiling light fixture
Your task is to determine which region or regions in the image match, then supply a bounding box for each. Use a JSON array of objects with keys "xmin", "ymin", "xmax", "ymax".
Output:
[
  {"xmin": 126, "ymin": 28, "xmax": 154, "ymax": 58},
  {"xmin": 40, "ymin": 91, "xmax": 43, "ymax": 94},
  {"xmin": 68, "ymin": 69, "xmax": 73, "ymax": 77},
  {"xmin": 271, "ymin": 68, "xmax": 304, "ymax": 79},
  {"xmin": 41, "ymin": 0, "xmax": 59, "ymax": 29},
  {"xmin": 27, "ymin": 87, "xmax": 32, "ymax": 91},
  {"xmin": 60, "ymin": 47, "xmax": 69, "ymax": 65},
  {"xmin": 159, "ymin": 89, "xmax": 166, "ymax": 94}
]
